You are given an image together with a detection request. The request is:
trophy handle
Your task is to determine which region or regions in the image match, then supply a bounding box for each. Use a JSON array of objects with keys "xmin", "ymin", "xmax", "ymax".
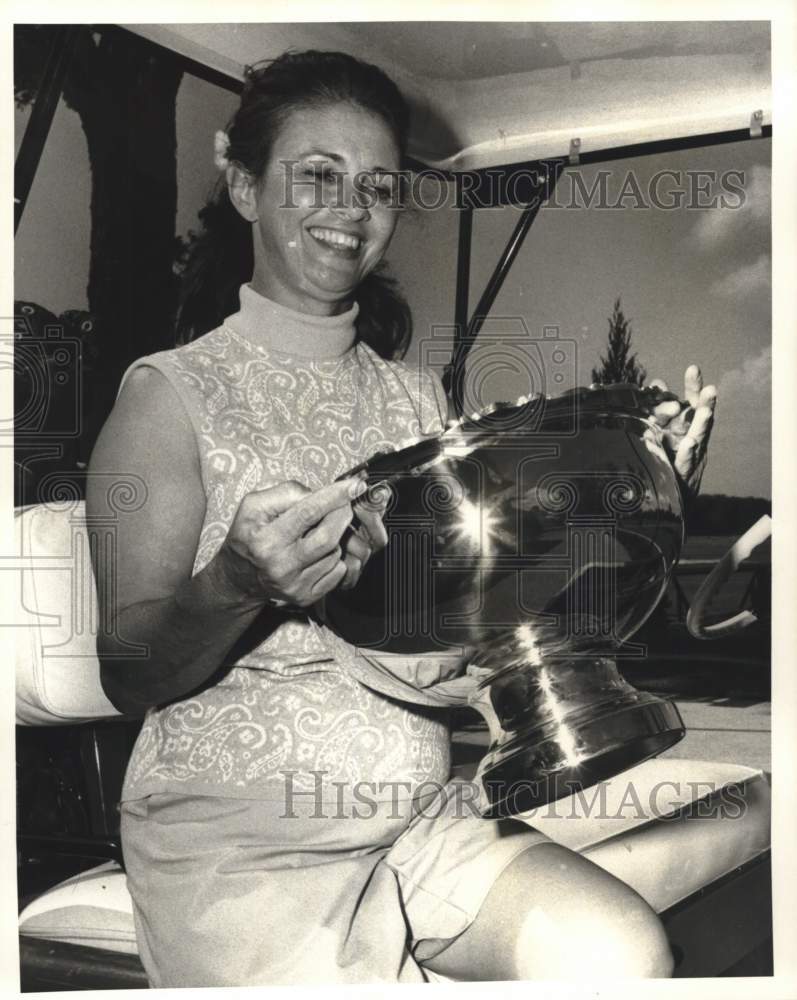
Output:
[{"xmin": 686, "ymin": 515, "xmax": 772, "ymax": 639}]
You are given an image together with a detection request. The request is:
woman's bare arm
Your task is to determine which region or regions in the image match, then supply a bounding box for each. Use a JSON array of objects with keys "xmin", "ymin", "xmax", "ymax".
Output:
[{"xmin": 87, "ymin": 368, "xmax": 361, "ymax": 714}]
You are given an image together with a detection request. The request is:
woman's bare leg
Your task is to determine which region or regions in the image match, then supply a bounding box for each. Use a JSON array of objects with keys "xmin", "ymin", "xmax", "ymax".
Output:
[{"xmin": 423, "ymin": 842, "xmax": 674, "ymax": 981}]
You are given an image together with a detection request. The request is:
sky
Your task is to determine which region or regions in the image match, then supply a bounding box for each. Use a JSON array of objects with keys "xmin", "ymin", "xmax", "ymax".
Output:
[
  {"xmin": 15, "ymin": 77, "xmax": 771, "ymax": 500},
  {"xmin": 395, "ymin": 139, "xmax": 772, "ymax": 499}
]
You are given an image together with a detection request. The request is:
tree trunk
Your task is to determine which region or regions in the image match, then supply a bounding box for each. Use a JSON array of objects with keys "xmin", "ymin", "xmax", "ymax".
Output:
[{"xmin": 64, "ymin": 27, "xmax": 183, "ymax": 387}]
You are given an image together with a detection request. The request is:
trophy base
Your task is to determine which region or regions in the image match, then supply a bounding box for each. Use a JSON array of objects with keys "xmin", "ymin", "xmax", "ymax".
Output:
[{"xmin": 476, "ymin": 695, "xmax": 685, "ymax": 818}]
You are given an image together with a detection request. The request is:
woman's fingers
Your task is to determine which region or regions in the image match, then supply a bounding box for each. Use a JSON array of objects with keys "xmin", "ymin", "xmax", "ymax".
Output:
[
  {"xmin": 339, "ymin": 531, "xmax": 372, "ymax": 590},
  {"xmin": 353, "ymin": 495, "xmax": 390, "ymax": 552},
  {"xmin": 343, "ymin": 531, "xmax": 372, "ymax": 564},
  {"xmin": 339, "ymin": 553, "xmax": 363, "ymax": 591},
  {"xmin": 278, "ymin": 477, "xmax": 365, "ymax": 542},
  {"xmin": 685, "ymin": 396, "xmax": 716, "ymax": 448},
  {"xmin": 338, "ymin": 490, "xmax": 391, "ymax": 589},
  {"xmin": 296, "ymin": 504, "xmax": 355, "ymax": 562},
  {"xmin": 674, "ymin": 388, "xmax": 716, "ymax": 481},
  {"xmin": 234, "ymin": 481, "xmax": 310, "ymax": 532},
  {"xmin": 652, "ymin": 400, "xmax": 682, "ymax": 426},
  {"xmin": 640, "ymin": 367, "xmax": 715, "ymax": 496},
  {"xmin": 228, "ymin": 475, "xmax": 388, "ymax": 606},
  {"xmin": 698, "ymin": 384, "xmax": 718, "ymax": 410},
  {"xmin": 683, "ymin": 365, "xmax": 703, "ymax": 408},
  {"xmin": 304, "ymin": 548, "xmax": 347, "ymax": 600}
]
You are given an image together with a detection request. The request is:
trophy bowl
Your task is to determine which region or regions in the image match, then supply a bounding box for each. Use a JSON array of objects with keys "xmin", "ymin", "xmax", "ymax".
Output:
[{"xmin": 324, "ymin": 384, "xmax": 688, "ymax": 815}]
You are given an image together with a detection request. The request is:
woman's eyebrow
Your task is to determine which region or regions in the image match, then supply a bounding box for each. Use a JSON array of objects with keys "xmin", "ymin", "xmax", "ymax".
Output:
[
  {"xmin": 299, "ymin": 150, "xmax": 394, "ymax": 174},
  {"xmin": 301, "ymin": 149, "xmax": 344, "ymax": 162}
]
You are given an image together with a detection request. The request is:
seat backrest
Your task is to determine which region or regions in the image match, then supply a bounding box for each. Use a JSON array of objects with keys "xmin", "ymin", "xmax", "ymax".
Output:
[{"xmin": 13, "ymin": 501, "xmax": 122, "ymax": 725}]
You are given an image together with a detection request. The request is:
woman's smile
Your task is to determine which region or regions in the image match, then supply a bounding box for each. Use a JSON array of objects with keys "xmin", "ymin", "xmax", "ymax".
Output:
[
  {"xmin": 247, "ymin": 103, "xmax": 401, "ymax": 316},
  {"xmin": 307, "ymin": 227, "xmax": 363, "ymax": 253}
]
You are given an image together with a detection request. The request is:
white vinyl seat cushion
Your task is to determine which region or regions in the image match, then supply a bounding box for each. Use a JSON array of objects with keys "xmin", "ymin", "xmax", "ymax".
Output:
[
  {"xmin": 19, "ymin": 861, "xmax": 138, "ymax": 955},
  {"xmin": 13, "ymin": 502, "xmax": 121, "ymax": 725},
  {"xmin": 18, "ymin": 758, "xmax": 770, "ymax": 958}
]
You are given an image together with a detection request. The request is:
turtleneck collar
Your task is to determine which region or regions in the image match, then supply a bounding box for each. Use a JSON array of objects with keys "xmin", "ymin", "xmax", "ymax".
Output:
[{"xmin": 224, "ymin": 283, "xmax": 359, "ymax": 359}]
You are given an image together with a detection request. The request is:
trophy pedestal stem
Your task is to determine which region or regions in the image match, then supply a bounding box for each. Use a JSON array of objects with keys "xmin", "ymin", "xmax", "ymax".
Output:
[{"xmin": 467, "ymin": 656, "xmax": 685, "ymax": 818}]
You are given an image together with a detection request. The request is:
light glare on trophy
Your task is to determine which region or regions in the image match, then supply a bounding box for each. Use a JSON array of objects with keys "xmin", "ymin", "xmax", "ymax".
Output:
[{"xmin": 323, "ymin": 384, "xmax": 688, "ymax": 816}]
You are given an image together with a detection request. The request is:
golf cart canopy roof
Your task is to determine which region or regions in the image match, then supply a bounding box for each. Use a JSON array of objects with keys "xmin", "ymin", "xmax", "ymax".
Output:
[{"xmin": 129, "ymin": 20, "xmax": 771, "ymax": 169}]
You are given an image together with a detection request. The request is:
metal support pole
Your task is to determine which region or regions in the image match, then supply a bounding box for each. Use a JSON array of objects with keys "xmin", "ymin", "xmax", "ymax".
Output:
[
  {"xmin": 15, "ymin": 26, "xmax": 80, "ymax": 233},
  {"xmin": 443, "ymin": 160, "xmax": 564, "ymax": 416},
  {"xmin": 445, "ymin": 201, "xmax": 473, "ymax": 399}
]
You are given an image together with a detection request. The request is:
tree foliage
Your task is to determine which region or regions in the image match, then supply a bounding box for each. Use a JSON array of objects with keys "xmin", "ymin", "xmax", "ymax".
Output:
[
  {"xmin": 687, "ymin": 494, "xmax": 772, "ymax": 536},
  {"xmin": 591, "ymin": 297, "xmax": 647, "ymax": 387},
  {"xmin": 15, "ymin": 26, "xmax": 184, "ymax": 456},
  {"xmin": 15, "ymin": 25, "xmax": 185, "ymax": 502}
]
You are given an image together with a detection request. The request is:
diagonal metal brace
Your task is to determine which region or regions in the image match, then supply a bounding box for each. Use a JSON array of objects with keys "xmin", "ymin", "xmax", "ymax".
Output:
[{"xmin": 443, "ymin": 160, "xmax": 565, "ymax": 416}]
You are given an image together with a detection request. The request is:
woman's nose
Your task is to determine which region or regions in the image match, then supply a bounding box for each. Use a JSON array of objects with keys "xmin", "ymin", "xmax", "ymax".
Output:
[{"xmin": 331, "ymin": 176, "xmax": 370, "ymax": 221}]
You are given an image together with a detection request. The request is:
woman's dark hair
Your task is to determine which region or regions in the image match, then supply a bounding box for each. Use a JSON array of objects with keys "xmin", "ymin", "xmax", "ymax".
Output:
[{"xmin": 176, "ymin": 50, "xmax": 412, "ymax": 358}]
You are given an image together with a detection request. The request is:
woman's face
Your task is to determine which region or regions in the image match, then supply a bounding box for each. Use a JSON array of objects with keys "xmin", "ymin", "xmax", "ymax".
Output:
[{"xmin": 247, "ymin": 102, "xmax": 402, "ymax": 316}]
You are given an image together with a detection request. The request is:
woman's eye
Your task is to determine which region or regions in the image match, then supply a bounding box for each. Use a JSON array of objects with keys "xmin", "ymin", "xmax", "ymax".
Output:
[
  {"xmin": 367, "ymin": 176, "xmax": 399, "ymax": 205},
  {"xmin": 305, "ymin": 164, "xmax": 336, "ymax": 184}
]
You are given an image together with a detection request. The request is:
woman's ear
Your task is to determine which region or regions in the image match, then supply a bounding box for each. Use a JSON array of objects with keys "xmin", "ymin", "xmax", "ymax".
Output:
[{"xmin": 227, "ymin": 164, "xmax": 259, "ymax": 223}]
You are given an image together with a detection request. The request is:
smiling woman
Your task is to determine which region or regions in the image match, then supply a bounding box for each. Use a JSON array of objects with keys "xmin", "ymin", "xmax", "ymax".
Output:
[
  {"xmin": 227, "ymin": 103, "xmax": 401, "ymax": 314},
  {"xmin": 175, "ymin": 50, "xmax": 412, "ymax": 358},
  {"xmin": 86, "ymin": 49, "xmax": 674, "ymax": 988}
]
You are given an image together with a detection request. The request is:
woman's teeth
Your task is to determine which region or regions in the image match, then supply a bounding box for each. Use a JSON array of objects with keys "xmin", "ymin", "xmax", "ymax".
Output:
[{"xmin": 308, "ymin": 227, "xmax": 361, "ymax": 251}]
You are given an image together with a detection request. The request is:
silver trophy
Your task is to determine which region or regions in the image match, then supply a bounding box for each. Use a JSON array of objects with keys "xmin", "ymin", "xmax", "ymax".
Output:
[{"xmin": 324, "ymin": 384, "xmax": 688, "ymax": 816}]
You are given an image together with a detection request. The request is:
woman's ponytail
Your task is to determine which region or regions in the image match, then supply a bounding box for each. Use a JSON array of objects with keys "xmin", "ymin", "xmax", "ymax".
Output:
[
  {"xmin": 175, "ymin": 183, "xmax": 252, "ymax": 344},
  {"xmin": 354, "ymin": 266, "xmax": 411, "ymax": 359}
]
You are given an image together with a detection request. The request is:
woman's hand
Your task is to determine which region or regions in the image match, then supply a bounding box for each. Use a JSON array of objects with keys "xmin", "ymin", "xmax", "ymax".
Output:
[
  {"xmin": 339, "ymin": 488, "xmax": 391, "ymax": 589},
  {"xmin": 217, "ymin": 477, "xmax": 369, "ymax": 607},
  {"xmin": 648, "ymin": 365, "xmax": 717, "ymax": 500}
]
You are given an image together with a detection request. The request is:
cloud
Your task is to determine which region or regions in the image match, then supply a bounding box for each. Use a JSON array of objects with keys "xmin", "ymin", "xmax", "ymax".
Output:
[
  {"xmin": 705, "ymin": 345, "xmax": 771, "ymax": 497},
  {"xmin": 717, "ymin": 345, "xmax": 772, "ymax": 397},
  {"xmin": 690, "ymin": 164, "xmax": 770, "ymax": 250},
  {"xmin": 709, "ymin": 253, "xmax": 771, "ymax": 299}
]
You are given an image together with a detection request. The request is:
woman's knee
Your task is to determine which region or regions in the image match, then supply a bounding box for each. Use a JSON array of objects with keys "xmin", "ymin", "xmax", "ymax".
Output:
[
  {"xmin": 424, "ymin": 842, "xmax": 674, "ymax": 982},
  {"xmin": 513, "ymin": 880, "xmax": 673, "ymax": 980}
]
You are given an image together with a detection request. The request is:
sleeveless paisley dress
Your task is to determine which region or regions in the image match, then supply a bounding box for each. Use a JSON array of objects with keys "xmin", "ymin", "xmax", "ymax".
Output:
[{"xmin": 120, "ymin": 284, "xmax": 456, "ymax": 807}]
